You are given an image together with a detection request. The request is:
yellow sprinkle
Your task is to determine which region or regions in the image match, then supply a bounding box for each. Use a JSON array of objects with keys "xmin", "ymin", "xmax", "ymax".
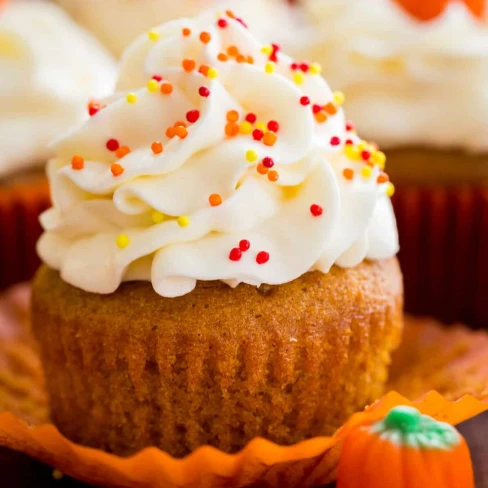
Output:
[
  {"xmin": 116, "ymin": 234, "xmax": 130, "ymax": 249},
  {"xmin": 333, "ymin": 91, "xmax": 345, "ymax": 105},
  {"xmin": 147, "ymin": 79, "xmax": 159, "ymax": 92},
  {"xmin": 344, "ymin": 145, "xmax": 361, "ymax": 161},
  {"xmin": 386, "ymin": 182, "xmax": 395, "ymax": 197},
  {"xmin": 293, "ymin": 71, "xmax": 305, "ymax": 85},
  {"xmin": 177, "ymin": 216, "xmax": 190, "ymax": 227},
  {"xmin": 126, "ymin": 92, "xmax": 137, "ymax": 104},
  {"xmin": 309, "ymin": 62, "xmax": 322, "ymax": 75},
  {"xmin": 152, "ymin": 211, "xmax": 165, "ymax": 224},
  {"xmin": 239, "ymin": 121, "xmax": 253, "ymax": 135},
  {"xmin": 207, "ymin": 67, "xmax": 219, "ymax": 79},
  {"xmin": 148, "ymin": 30, "xmax": 160, "ymax": 41},
  {"xmin": 255, "ymin": 121, "xmax": 267, "ymax": 132},
  {"xmin": 261, "ymin": 45, "xmax": 273, "ymax": 55},
  {"xmin": 265, "ymin": 62, "xmax": 276, "ymax": 74},
  {"xmin": 246, "ymin": 149, "xmax": 258, "ymax": 163},
  {"xmin": 361, "ymin": 166, "xmax": 373, "ymax": 178},
  {"xmin": 357, "ymin": 140, "xmax": 368, "ymax": 151},
  {"xmin": 372, "ymin": 151, "xmax": 386, "ymax": 169}
]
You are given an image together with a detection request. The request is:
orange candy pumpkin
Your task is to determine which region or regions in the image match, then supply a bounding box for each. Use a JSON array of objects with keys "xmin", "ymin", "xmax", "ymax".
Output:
[
  {"xmin": 395, "ymin": 0, "xmax": 484, "ymax": 20},
  {"xmin": 337, "ymin": 406, "xmax": 475, "ymax": 488}
]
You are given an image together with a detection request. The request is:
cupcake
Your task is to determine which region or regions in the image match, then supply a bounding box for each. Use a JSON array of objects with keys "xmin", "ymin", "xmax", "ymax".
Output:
[
  {"xmin": 55, "ymin": 0, "xmax": 298, "ymax": 56},
  {"xmin": 293, "ymin": 0, "xmax": 488, "ymax": 326},
  {"xmin": 32, "ymin": 10, "xmax": 402, "ymax": 457},
  {"xmin": 0, "ymin": 1, "xmax": 116, "ymax": 289}
]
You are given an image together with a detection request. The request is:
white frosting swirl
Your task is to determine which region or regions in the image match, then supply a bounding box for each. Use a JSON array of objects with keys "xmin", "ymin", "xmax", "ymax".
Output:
[
  {"xmin": 292, "ymin": 0, "xmax": 488, "ymax": 151},
  {"xmin": 38, "ymin": 12, "xmax": 398, "ymax": 298},
  {"xmin": 0, "ymin": 1, "xmax": 116, "ymax": 177},
  {"xmin": 55, "ymin": 0, "xmax": 298, "ymax": 56}
]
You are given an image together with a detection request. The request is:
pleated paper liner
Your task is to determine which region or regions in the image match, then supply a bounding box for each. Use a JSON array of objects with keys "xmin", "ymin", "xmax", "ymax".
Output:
[
  {"xmin": 0, "ymin": 176, "xmax": 50, "ymax": 292},
  {"xmin": 393, "ymin": 185, "xmax": 488, "ymax": 328},
  {"xmin": 0, "ymin": 286, "xmax": 487, "ymax": 487}
]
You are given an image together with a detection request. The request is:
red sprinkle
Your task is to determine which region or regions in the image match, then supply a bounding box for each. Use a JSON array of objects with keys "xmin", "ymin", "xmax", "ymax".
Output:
[
  {"xmin": 345, "ymin": 139, "xmax": 354, "ymax": 145},
  {"xmin": 256, "ymin": 251, "xmax": 270, "ymax": 265},
  {"xmin": 291, "ymin": 62, "xmax": 299, "ymax": 70},
  {"xmin": 239, "ymin": 240, "xmax": 250, "ymax": 252},
  {"xmin": 310, "ymin": 204, "xmax": 323, "ymax": 217},
  {"xmin": 262, "ymin": 157, "xmax": 274, "ymax": 168},
  {"xmin": 199, "ymin": 86, "xmax": 210, "ymax": 97},
  {"xmin": 312, "ymin": 104, "xmax": 322, "ymax": 114},
  {"xmin": 88, "ymin": 105, "xmax": 99, "ymax": 116},
  {"xmin": 152, "ymin": 75, "xmax": 162, "ymax": 82},
  {"xmin": 106, "ymin": 139, "xmax": 120, "ymax": 152},
  {"xmin": 330, "ymin": 136, "xmax": 341, "ymax": 146},
  {"xmin": 252, "ymin": 129, "xmax": 264, "ymax": 141},
  {"xmin": 346, "ymin": 121, "xmax": 355, "ymax": 131},
  {"xmin": 217, "ymin": 18, "xmax": 228, "ymax": 28},
  {"xmin": 229, "ymin": 248, "xmax": 242, "ymax": 261},
  {"xmin": 361, "ymin": 150, "xmax": 371, "ymax": 161},
  {"xmin": 300, "ymin": 62, "xmax": 309, "ymax": 73},
  {"xmin": 267, "ymin": 120, "xmax": 279, "ymax": 133},
  {"xmin": 186, "ymin": 109, "xmax": 200, "ymax": 123},
  {"xmin": 245, "ymin": 113, "xmax": 257, "ymax": 124},
  {"xmin": 300, "ymin": 96, "xmax": 310, "ymax": 106}
]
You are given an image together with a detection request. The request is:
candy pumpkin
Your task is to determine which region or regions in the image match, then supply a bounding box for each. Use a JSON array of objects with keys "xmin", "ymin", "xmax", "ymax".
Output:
[
  {"xmin": 395, "ymin": 0, "xmax": 484, "ymax": 20},
  {"xmin": 337, "ymin": 406, "xmax": 475, "ymax": 488}
]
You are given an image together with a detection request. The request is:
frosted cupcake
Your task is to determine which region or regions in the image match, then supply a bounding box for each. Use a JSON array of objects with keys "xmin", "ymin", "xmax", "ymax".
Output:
[
  {"xmin": 32, "ymin": 11, "xmax": 402, "ymax": 456},
  {"xmin": 0, "ymin": 1, "xmax": 116, "ymax": 289},
  {"xmin": 55, "ymin": 0, "xmax": 297, "ymax": 56},
  {"xmin": 293, "ymin": 0, "xmax": 488, "ymax": 326}
]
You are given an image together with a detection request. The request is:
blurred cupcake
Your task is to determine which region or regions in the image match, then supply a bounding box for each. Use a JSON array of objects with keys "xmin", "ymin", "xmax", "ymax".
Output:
[
  {"xmin": 32, "ymin": 11, "xmax": 402, "ymax": 456},
  {"xmin": 54, "ymin": 0, "xmax": 298, "ymax": 56},
  {"xmin": 0, "ymin": 0, "xmax": 116, "ymax": 289},
  {"xmin": 293, "ymin": 0, "xmax": 488, "ymax": 326}
]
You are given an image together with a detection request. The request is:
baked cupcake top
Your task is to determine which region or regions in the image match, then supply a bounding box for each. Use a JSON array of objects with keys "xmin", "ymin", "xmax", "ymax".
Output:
[
  {"xmin": 0, "ymin": 1, "xmax": 116, "ymax": 177},
  {"xmin": 294, "ymin": 0, "xmax": 488, "ymax": 151},
  {"xmin": 38, "ymin": 10, "xmax": 399, "ymax": 298},
  {"xmin": 55, "ymin": 0, "xmax": 297, "ymax": 56}
]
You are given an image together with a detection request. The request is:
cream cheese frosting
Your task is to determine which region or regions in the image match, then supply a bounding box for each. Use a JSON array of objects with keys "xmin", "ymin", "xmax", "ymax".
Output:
[
  {"xmin": 55, "ymin": 0, "xmax": 298, "ymax": 56},
  {"xmin": 293, "ymin": 0, "xmax": 488, "ymax": 151},
  {"xmin": 0, "ymin": 1, "xmax": 117, "ymax": 177},
  {"xmin": 38, "ymin": 11, "xmax": 399, "ymax": 298}
]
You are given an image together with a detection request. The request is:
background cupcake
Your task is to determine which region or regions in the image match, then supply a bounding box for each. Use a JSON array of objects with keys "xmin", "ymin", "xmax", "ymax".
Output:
[
  {"xmin": 292, "ymin": 0, "xmax": 488, "ymax": 327},
  {"xmin": 32, "ymin": 11, "xmax": 402, "ymax": 456},
  {"xmin": 0, "ymin": 0, "xmax": 116, "ymax": 290}
]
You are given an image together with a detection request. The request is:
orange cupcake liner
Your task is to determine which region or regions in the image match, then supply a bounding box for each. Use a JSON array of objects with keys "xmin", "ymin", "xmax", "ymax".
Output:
[
  {"xmin": 393, "ymin": 185, "xmax": 488, "ymax": 328},
  {"xmin": 0, "ymin": 178, "xmax": 50, "ymax": 292},
  {"xmin": 0, "ymin": 285, "xmax": 488, "ymax": 487}
]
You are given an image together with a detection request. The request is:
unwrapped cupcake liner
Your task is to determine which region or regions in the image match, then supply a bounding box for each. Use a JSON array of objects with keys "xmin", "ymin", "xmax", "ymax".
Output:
[
  {"xmin": 0, "ymin": 285, "xmax": 487, "ymax": 488},
  {"xmin": 0, "ymin": 178, "xmax": 50, "ymax": 291},
  {"xmin": 393, "ymin": 185, "xmax": 488, "ymax": 328}
]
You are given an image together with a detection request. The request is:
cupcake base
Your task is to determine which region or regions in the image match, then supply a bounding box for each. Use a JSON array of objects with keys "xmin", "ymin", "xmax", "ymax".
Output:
[{"xmin": 32, "ymin": 259, "xmax": 403, "ymax": 457}]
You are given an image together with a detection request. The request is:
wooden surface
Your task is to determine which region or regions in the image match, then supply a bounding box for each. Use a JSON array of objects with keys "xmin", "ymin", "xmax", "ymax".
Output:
[{"xmin": 1, "ymin": 411, "xmax": 487, "ymax": 488}]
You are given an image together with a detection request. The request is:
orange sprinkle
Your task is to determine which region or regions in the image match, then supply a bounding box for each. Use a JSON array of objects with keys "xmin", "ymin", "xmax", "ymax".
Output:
[
  {"xmin": 343, "ymin": 168, "xmax": 354, "ymax": 180},
  {"xmin": 226, "ymin": 10, "xmax": 236, "ymax": 19},
  {"xmin": 225, "ymin": 122, "xmax": 239, "ymax": 137},
  {"xmin": 175, "ymin": 125, "xmax": 188, "ymax": 139},
  {"xmin": 200, "ymin": 31, "xmax": 211, "ymax": 44},
  {"xmin": 323, "ymin": 102, "xmax": 338, "ymax": 115},
  {"xmin": 246, "ymin": 55, "xmax": 254, "ymax": 64},
  {"xmin": 315, "ymin": 112, "xmax": 328, "ymax": 124},
  {"xmin": 227, "ymin": 45, "xmax": 239, "ymax": 57},
  {"xmin": 151, "ymin": 142, "xmax": 163, "ymax": 154},
  {"xmin": 166, "ymin": 126, "xmax": 176, "ymax": 138},
  {"xmin": 209, "ymin": 193, "xmax": 222, "ymax": 206},
  {"xmin": 115, "ymin": 146, "xmax": 131, "ymax": 159},
  {"xmin": 236, "ymin": 54, "xmax": 246, "ymax": 63},
  {"xmin": 71, "ymin": 155, "xmax": 84, "ymax": 170},
  {"xmin": 111, "ymin": 163, "xmax": 124, "ymax": 177},
  {"xmin": 199, "ymin": 64, "xmax": 210, "ymax": 76},
  {"xmin": 217, "ymin": 53, "xmax": 229, "ymax": 62},
  {"xmin": 257, "ymin": 164, "xmax": 269, "ymax": 175},
  {"xmin": 182, "ymin": 27, "xmax": 191, "ymax": 37},
  {"xmin": 268, "ymin": 170, "xmax": 279, "ymax": 182},
  {"xmin": 263, "ymin": 132, "xmax": 277, "ymax": 147},
  {"xmin": 226, "ymin": 110, "xmax": 239, "ymax": 122},
  {"xmin": 377, "ymin": 173, "xmax": 389, "ymax": 184},
  {"xmin": 160, "ymin": 82, "xmax": 173, "ymax": 95},
  {"xmin": 174, "ymin": 120, "xmax": 187, "ymax": 128},
  {"xmin": 182, "ymin": 58, "xmax": 196, "ymax": 72}
]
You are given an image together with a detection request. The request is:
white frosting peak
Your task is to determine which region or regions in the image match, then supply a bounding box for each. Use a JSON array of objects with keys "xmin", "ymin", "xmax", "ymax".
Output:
[
  {"xmin": 38, "ymin": 12, "xmax": 398, "ymax": 297},
  {"xmin": 0, "ymin": 2, "xmax": 117, "ymax": 177}
]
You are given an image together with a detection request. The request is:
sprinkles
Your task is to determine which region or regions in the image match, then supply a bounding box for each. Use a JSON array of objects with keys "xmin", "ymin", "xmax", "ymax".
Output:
[
  {"xmin": 115, "ymin": 146, "xmax": 130, "ymax": 159},
  {"xmin": 111, "ymin": 163, "xmax": 124, "ymax": 177},
  {"xmin": 71, "ymin": 155, "xmax": 84, "ymax": 170},
  {"xmin": 246, "ymin": 150, "xmax": 258, "ymax": 163},
  {"xmin": 126, "ymin": 93, "xmax": 137, "ymax": 104},
  {"xmin": 182, "ymin": 58, "xmax": 196, "ymax": 72},
  {"xmin": 147, "ymin": 79, "xmax": 159, "ymax": 92},
  {"xmin": 106, "ymin": 139, "xmax": 119, "ymax": 152},
  {"xmin": 151, "ymin": 142, "xmax": 163, "ymax": 154},
  {"xmin": 160, "ymin": 82, "xmax": 173, "ymax": 94},
  {"xmin": 209, "ymin": 193, "xmax": 222, "ymax": 206},
  {"xmin": 256, "ymin": 251, "xmax": 270, "ymax": 265},
  {"xmin": 343, "ymin": 168, "xmax": 354, "ymax": 181},
  {"xmin": 148, "ymin": 30, "xmax": 160, "ymax": 41},
  {"xmin": 239, "ymin": 240, "xmax": 250, "ymax": 252},
  {"xmin": 152, "ymin": 211, "xmax": 165, "ymax": 224},
  {"xmin": 116, "ymin": 234, "xmax": 130, "ymax": 249},
  {"xmin": 229, "ymin": 248, "xmax": 242, "ymax": 261},
  {"xmin": 310, "ymin": 204, "xmax": 323, "ymax": 217},
  {"xmin": 199, "ymin": 86, "xmax": 210, "ymax": 97},
  {"xmin": 177, "ymin": 216, "xmax": 190, "ymax": 227},
  {"xmin": 186, "ymin": 110, "xmax": 200, "ymax": 123}
]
